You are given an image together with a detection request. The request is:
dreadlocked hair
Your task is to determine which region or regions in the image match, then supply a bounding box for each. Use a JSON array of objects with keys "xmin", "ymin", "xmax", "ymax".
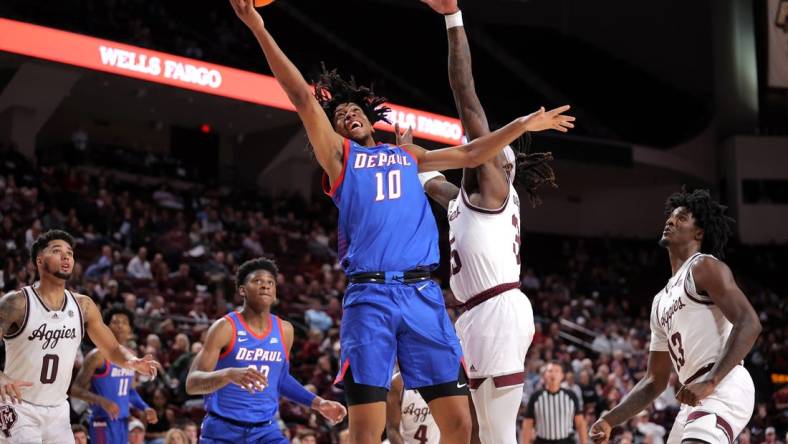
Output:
[
  {"xmin": 314, "ymin": 63, "xmax": 391, "ymax": 127},
  {"xmin": 512, "ymin": 133, "xmax": 558, "ymax": 207},
  {"xmin": 664, "ymin": 188, "xmax": 735, "ymax": 258}
]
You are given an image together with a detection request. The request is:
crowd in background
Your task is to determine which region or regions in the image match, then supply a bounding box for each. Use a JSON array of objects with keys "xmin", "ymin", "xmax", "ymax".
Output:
[{"xmin": 0, "ymin": 144, "xmax": 786, "ymax": 444}]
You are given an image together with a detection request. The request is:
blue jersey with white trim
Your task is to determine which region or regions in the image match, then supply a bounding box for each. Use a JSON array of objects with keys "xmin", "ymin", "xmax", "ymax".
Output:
[
  {"xmin": 324, "ymin": 138, "xmax": 439, "ymax": 274},
  {"xmin": 204, "ymin": 312, "xmax": 288, "ymax": 423},
  {"xmin": 90, "ymin": 360, "xmax": 135, "ymax": 420}
]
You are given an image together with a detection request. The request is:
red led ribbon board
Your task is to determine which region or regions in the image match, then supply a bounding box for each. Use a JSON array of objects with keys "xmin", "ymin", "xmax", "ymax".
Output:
[{"xmin": 0, "ymin": 18, "xmax": 463, "ymax": 144}]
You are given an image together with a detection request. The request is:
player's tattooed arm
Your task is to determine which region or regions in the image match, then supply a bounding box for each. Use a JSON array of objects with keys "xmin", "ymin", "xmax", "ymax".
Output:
[
  {"xmin": 678, "ymin": 258, "xmax": 762, "ymax": 406},
  {"xmin": 0, "ymin": 291, "xmax": 34, "ymax": 403},
  {"xmin": 70, "ymin": 349, "xmax": 122, "ymax": 419},
  {"xmin": 445, "ymin": 22, "xmax": 511, "ymax": 209},
  {"xmin": 590, "ymin": 351, "xmax": 672, "ymax": 444},
  {"xmin": 228, "ymin": 0, "xmax": 344, "ymax": 183},
  {"xmin": 0, "ymin": 291, "xmax": 26, "ymax": 339},
  {"xmin": 186, "ymin": 317, "xmax": 267, "ymax": 395},
  {"xmin": 423, "ymin": 175, "xmax": 459, "ymax": 210},
  {"xmin": 77, "ymin": 295, "xmax": 158, "ymax": 377},
  {"xmin": 385, "ymin": 373, "xmax": 406, "ymax": 444}
]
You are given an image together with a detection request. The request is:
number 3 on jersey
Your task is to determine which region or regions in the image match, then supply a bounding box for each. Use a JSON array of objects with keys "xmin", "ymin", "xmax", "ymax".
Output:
[
  {"xmin": 450, "ymin": 215, "xmax": 521, "ymax": 275},
  {"xmin": 375, "ymin": 170, "xmax": 401, "ymax": 201}
]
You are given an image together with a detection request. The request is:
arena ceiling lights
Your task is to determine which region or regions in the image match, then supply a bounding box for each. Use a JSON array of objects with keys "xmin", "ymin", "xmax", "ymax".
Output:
[{"xmin": 0, "ymin": 18, "xmax": 463, "ymax": 145}]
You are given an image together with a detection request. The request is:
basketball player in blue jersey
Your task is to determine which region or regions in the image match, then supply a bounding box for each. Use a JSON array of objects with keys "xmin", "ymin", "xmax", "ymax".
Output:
[
  {"xmin": 228, "ymin": 1, "xmax": 573, "ymax": 443},
  {"xmin": 71, "ymin": 305, "xmax": 159, "ymax": 444},
  {"xmin": 185, "ymin": 258, "xmax": 346, "ymax": 443}
]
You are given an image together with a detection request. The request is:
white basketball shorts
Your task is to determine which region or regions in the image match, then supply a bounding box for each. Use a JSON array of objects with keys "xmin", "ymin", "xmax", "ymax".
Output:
[
  {"xmin": 455, "ymin": 289, "xmax": 535, "ymax": 379},
  {"xmin": 667, "ymin": 365, "xmax": 755, "ymax": 444},
  {"xmin": 0, "ymin": 400, "xmax": 74, "ymax": 444}
]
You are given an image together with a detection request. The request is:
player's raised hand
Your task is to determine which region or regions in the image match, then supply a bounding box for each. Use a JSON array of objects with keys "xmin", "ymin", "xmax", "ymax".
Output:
[
  {"xmin": 675, "ymin": 380, "xmax": 715, "ymax": 407},
  {"xmin": 420, "ymin": 0, "xmax": 460, "ymax": 15},
  {"xmin": 312, "ymin": 398, "xmax": 347, "ymax": 425},
  {"xmin": 395, "ymin": 123, "xmax": 414, "ymax": 146},
  {"xmin": 229, "ymin": 0, "xmax": 265, "ymax": 31},
  {"xmin": 100, "ymin": 398, "xmax": 121, "ymax": 420},
  {"xmin": 144, "ymin": 407, "xmax": 159, "ymax": 424},
  {"xmin": 0, "ymin": 376, "xmax": 32, "ymax": 404},
  {"xmin": 224, "ymin": 367, "xmax": 268, "ymax": 394},
  {"xmin": 126, "ymin": 354, "xmax": 159, "ymax": 379},
  {"xmin": 521, "ymin": 105, "xmax": 575, "ymax": 133},
  {"xmin": 589, "ymin": 418, "xmax": 612, "ymax": 444}
]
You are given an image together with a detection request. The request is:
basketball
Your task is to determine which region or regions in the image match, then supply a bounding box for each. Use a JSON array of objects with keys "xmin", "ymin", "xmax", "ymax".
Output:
[{"xmin": 254, "ymin": 0, "xmax": 275, "ymax": 7}]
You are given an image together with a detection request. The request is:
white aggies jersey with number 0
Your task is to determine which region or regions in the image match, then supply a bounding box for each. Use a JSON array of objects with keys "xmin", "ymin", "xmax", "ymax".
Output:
[
  {"xmin": 448, "ymin": 184, "xmax": 534, "ymax": 379},
  {"xmin": 3, "ymin": 285, "xmax": 83, "ymax": 406}
]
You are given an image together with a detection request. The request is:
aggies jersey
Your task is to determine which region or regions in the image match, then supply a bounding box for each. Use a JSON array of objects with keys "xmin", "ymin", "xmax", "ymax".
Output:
[
  {"xmin": 400, "ymin": 387, "xmax": 440, "ymax": 444},
  {"xmin": 649, "ymin": 253, "xmax": 734, "ymax": 384},
  {"xmin": 3, "ymin": 286, "xmax": 83, "ymax": 406},
  {"xmin": 448, "ymin": 184, "xmax": 522, "ymax": 302}
]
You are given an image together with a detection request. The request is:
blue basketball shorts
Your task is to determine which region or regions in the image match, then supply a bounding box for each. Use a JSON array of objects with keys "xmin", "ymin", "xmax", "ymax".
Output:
[
  {"xmin": 334, "ymin": 280, "xmax": 464, "ymax": 390},
  {"xmin": 89, "ymin": 417, "xmax": 128, "ymax": 444},
  {"xmin": 199, "ymin": 414, "xmax": 288, "ymax": 444}
]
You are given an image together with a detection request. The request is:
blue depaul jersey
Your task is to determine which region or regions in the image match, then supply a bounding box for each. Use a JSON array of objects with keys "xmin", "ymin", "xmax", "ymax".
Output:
[
  {"xmin": 90, "ymin": 360, "xmax": 136, "ymax": 420},
  {"xmin": 204, "ymin": 311, "xmax": 288, "ymax": 423},
  {"xmin": 323, "ymin": 139, "xmax": 440, "ymax": 274}
]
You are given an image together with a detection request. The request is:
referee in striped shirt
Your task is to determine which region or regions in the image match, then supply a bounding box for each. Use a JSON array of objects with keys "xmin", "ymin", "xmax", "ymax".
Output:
[{"xmin": 521, "ymin": 362, "xmax": 588, "ymax": 444}]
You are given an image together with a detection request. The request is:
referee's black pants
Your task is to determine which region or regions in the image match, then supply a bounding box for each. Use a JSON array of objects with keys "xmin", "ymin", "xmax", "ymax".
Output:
[{"xmin": 535, "ymin": 437, "xmax": 576, "ymax": 444}]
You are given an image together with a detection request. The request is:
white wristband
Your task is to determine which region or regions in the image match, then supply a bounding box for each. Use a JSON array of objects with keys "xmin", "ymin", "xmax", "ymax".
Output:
[
  {"xmin": 418, "ymin": 170, "xmax": 446, "ymax": 188},
  {"xmin": 445, "ymin": 10, "xmax": 463, "ymax": 29}
]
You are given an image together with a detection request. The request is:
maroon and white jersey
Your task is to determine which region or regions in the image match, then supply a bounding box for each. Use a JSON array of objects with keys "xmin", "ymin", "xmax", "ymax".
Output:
[
  {"xmin": 3, "ymin": 286, "xmax": 83, "ymax": 406},
  {"xmin": 649, "ymin": 253, "xmax": 733, "ymax": 384},
  {"xmin": 399, "ymin": 380, "xmax": 440, "ymax": 443},
  {"xmin": 447, "ymin": 184, "xmax": 522, "ymax": 302}
]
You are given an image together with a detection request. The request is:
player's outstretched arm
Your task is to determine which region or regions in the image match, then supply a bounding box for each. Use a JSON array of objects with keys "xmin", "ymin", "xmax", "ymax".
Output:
[
  {"xmin": 78, "ymin": 295, "xmax": 158, "ymax": 377},
  {"xmin": 395, "ymin": 123, "xmax": 459, "ymax": 209},
  {"xmin": 385, "ymin": 374, "xmax": 406, "ymax": 444},
  {"xmin": 406, "ymin": 106, "xmax": 573, "ymax": 173},
  {"xmin": 424, "ymin": 0, "xmax": 512, "ymax": 209},
  {"xmin": 589, "ymin": 351, "xmax": 672, "ymax": 444},
  {"xmin": 185, "ymin": 317, "xmax": 268, "ymax": 395},
  {"xmin": 0, "ymin": 291, "xmax": 33, "ymax": 403},
  {"xmin": 229, "ymin": 0, "xmax": 344, "ymax": 182},
  {"xmin": 676, "ymin": 258, "xmax": 762, "ymax": 406},
  {"xmin": 70, "ymin": 349, "xmax": 121, "ymax": 419},
  {"xmin": 277, "ymin": 320, "xmax": 347, "ymax": 424}
]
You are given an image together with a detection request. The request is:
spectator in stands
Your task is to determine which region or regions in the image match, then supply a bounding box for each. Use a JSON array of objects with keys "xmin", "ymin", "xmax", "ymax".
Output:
[
  {"xmin": 304, "ymin": 300, "xmax": 333, "ymax": 333},
  {"xmin": 151, "ymin": 252, "xmax": 170, "ymax": 283},
  {"xmin": 128, "ymin": 418, "xmax": 146, "ymax": 444},
  {"xmin": 562, "ymin": 371, "xmax": 583, "ymax": 408},
  {"xmin": 127, "ymin": 246, "xmax": 153, "ymax": 279},
  {"xmin": 765, "ymin": 427, "xmax": 782, "ymax": 444},
  {"xmin": 632, "ymin": 410, "xmax": 666, "ymax": 444},
  {"xmin": 71, "ymin": 424, "xmax": 88, "ymax": 444},
  {"xmin": 146, "ymin": 387, "xmax": 176, "ymax": 444},
  {"xmin": 178, "ymin": 420, "xmax": 199, "ymax": 444},
  {"xmin": 164, "ymin": 428, "xmax": 189, "ymax": 444},
  {"xmin": 85, "ymin": 244, "xmax": 113, "ymax": 279}
]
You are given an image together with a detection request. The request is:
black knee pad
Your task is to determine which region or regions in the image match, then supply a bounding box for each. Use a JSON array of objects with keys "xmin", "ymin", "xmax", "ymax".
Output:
[
  {"xmin": 344, "ymin": 367, "xmax": 388, "ymax": 406},
  {"xmin": 416, "ymin": 365, "xmax": 470, "ymax": 404}
]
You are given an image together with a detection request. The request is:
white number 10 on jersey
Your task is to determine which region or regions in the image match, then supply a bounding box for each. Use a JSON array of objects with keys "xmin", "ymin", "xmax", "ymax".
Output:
[{"xmin": 375, "ymin": 170, "xmax": 402, "ymax": 201}]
